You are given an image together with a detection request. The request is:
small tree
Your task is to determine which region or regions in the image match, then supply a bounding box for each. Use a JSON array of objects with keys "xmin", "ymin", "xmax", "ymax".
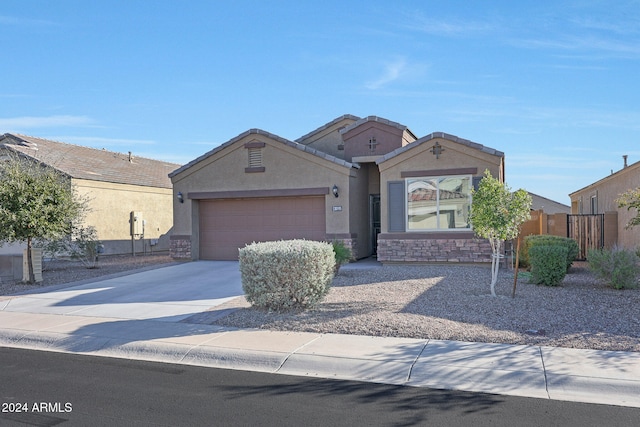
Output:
[
  {"xmin": 469, "ymin": 170, "xmax": 532, "ymax": 297},
  {"xmin": 616, "ymin": 188, "xmax": 640, "ymax": 229},
  {"xmin": 0, "ymin": 153, "xmax": 86, "ymax": 282}
]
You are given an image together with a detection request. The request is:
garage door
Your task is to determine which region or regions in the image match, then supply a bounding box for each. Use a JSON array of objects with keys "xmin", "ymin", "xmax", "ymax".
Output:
[{"xmin": 199, "ymin": 196, "xmax": 326, "ymax": 260}]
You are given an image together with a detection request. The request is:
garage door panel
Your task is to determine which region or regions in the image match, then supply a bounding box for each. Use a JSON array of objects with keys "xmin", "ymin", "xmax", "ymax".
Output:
[{"xmin": 199, "ymin": 196, "xmax": 326, "ymax": 260}]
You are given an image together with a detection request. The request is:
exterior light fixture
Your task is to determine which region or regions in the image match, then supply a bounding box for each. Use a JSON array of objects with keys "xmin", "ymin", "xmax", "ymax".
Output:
[
  {"xmin": 332, "ymin": 185, "xmax": 339, "ymax": 198},
  {"xmin": 177, "ymin": 192, "xmax": 184, "ymax": 203}
]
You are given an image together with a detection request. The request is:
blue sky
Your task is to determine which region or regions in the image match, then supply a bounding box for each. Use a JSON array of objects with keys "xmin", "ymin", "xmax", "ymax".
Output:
[{"xmin": 2, "ymin": 1, "xmax": 639, "ymax": 205}]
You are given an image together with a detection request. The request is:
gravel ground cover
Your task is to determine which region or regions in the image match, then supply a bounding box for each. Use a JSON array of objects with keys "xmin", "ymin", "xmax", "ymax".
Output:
[
  {"xmin": 0, "ymin": 254, "xmax": 175, "ymax": 296},
  {"xmin": 1, "ymin": 255, "xmax": 638, "ymax": 352},
  {"xmin": 212, "ymin": 262, "xmax": 640, "ymax": 352}
]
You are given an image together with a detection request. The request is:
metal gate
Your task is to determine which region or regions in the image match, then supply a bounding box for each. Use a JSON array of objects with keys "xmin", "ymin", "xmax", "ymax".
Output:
[{"xmin": 567, "ymin": 214, "xmax": 604, "ymax": 260}]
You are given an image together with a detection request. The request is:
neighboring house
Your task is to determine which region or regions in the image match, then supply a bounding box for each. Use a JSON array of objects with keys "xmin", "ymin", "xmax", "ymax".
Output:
[
  {"xmin": 529, "ymin": 192, "xmax": 571, "ymax": 214},
  {"xmin": 569, "ymin": 156, "xmax": 639, "ymax": 249},
  {"xmin": 0, "ymin": 133, "xmax": 180, "ymax": 256},
  {"xmin": 169, "ymin": 115, "xmax": 505, "ymax": 263}
]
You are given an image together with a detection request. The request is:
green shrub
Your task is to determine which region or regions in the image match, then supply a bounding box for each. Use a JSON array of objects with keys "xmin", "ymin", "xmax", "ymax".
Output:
[
  {"xmin": 523, "ymin": 235, "xmax": 578, "ymax": 272},
  {"xmin": 529, "ymin": 245, "xmax": 568, "ymax": 286},
  {"xmin": 332, "ymin": 240, "xmax": 352, "ymax": 272},
  {"xmin": 239, "ymin": 239, "xmax": 335, "ymax": 311},
  {"xmin": 588, "ymin": 247, "xmax": 640, "ymax": 289},
  {"xmin": 517, "ymin": 244, "xmax": 530, "ymax": 269}
]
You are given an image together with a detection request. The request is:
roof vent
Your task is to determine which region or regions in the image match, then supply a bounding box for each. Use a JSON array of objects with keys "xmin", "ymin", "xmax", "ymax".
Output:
[
  {"xmin": 623, "ymin": 154, "xmax": 628, "ymax": 168},
  {"xmin": 128, "ymin": 151, "xmax": 133, "ymax": 162}
]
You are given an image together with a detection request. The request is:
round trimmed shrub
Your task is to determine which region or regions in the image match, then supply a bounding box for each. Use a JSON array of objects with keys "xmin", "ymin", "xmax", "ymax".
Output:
[
  {"xmin": 524, "ymin": 235, "xmax": 578, "ymax": 272},
  {"xmin": 529, "ymin": 245, "xmax": 568, "ymax": 286},
  {"xmin": 239, "ymin": 239, "xmax": 335, "ymax": 311}
]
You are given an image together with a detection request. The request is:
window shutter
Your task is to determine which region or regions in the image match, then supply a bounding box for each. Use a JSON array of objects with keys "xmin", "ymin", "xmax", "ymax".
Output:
[{"xmin": 388, "ymin": 181, "xmax": 405, "ymax": 232}]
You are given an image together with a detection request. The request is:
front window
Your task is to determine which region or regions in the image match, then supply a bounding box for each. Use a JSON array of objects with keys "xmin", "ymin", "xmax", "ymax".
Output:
[{"xmin": 407, "ymin": 176, "xmax": 471, "ymax": 230}]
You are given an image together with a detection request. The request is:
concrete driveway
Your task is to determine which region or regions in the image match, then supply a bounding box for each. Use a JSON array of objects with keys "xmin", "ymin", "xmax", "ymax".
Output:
[{"xmin": 0, "ymin": 261, "xmax": 243, "ymax": 322}]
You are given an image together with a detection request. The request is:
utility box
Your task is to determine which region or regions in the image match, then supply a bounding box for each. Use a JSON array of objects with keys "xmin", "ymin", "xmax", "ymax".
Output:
[{"xmin": 130, "ymin": 211, "xmax": 144, "ymax": 236}]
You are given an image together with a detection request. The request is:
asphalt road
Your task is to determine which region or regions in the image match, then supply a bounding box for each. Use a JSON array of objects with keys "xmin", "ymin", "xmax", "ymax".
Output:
[{"xmin": 1, "ymin": 347, "xmax": 638, "ymax": 427}]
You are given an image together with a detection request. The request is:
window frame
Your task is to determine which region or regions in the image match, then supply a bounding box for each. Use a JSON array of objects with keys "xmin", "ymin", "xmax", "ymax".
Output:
[{"xmin": 405, "ymin": 174, "xmax": 472, "ymax": 232}]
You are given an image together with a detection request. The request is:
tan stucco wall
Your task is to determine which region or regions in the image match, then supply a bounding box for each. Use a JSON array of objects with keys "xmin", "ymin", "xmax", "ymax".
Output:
[
  {"xmin": 73, "ymin": 179, "xmax": 173, "ymax": 255},
  {"xmin": 171, "ymin": 133, "xmax": 356, "ymax": 257},
  {"xmin": 570, "ymin": 162, "xmax": 640, "ymax": 249},
  {"xmin": 298, "ymin": 117, "xmax": 356, "ymax": 159},
  {"xmin": 378, "ymin": 137, "xmax": 504, "ymax": 233},
  {"xmin": 343, "ymin": 122, "xmax": 405, "ymax": 160}
]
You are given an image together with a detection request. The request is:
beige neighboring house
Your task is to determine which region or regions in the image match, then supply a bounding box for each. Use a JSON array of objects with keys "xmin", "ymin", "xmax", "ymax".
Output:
[
  {"xmin": 529, "ymin": 192, "xmax": 570, "ymax": 214},
  {"xmin": 0, "ymin": 133, "xmax": 180, "ymax": 259},
  {"xmin": 169, "ymin": 114, "xmax": 505, "ymax": 263},
  {"xmin": 569, "ymin": 156, "xmax": 640, "ymax": 249}
]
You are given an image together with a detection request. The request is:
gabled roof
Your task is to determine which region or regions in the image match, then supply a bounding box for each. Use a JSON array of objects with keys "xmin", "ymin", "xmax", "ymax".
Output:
[
  {"xmin": 0, "ymin": 133, "xmax": 179, "ymax": 189},
  {"xmin": 339, "ymin": 115, "xmax": 418, "ymax": 140},
  {"xmin": 295, "ymin": 114, "xmax": 360, "ymax": 143},
  {"xmin": 376, "ymin": 131, "xmax": 504, "ymax": 164},
  {"xmin": 528, "ymin": 192, "xmax": 570, "ymax": 214},
  {"xmin": 569, "ymin": 158, "xmax": 640, "ymax": 197},
  {"xmin": 169, "ymin": 128, "xmax": 358, "ymax": 179}
]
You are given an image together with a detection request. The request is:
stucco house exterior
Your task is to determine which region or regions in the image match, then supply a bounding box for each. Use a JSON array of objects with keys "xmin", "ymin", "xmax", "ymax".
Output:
[
  {"xmin": 569, "ymin": 156, "xmax": 639, "ymax": 249},
  {"xmin": 529, "ymin": 192, "xmax": 570, "ymax": 214},
  {"xmin": 0, "ymin": 133, "xmax": 180, "ymax": 256},
  {"xmin": 169, "ymin": 115, "xmax": 505, "ymax": 263}
]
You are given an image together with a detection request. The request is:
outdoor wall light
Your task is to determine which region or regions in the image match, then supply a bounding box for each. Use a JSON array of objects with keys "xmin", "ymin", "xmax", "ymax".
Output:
[
  {"xmin": 332, "ymin": 185, "xmax": 339, "ymax": 198},
  {"xmin": 177, "ymin": 192, "xmax": 184, "ymax": 203}
]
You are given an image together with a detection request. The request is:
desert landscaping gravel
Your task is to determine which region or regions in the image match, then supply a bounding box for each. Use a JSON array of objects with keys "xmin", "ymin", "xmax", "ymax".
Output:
[
  {"xmin": 212, "ymin": 262, "xmax": 640, "ymax": 352},
  {"xmin": 2, "ymin": 256, "xmax": 638, "ymax": 352}
]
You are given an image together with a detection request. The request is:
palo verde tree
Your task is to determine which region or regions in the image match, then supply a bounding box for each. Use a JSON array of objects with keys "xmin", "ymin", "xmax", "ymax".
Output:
[
  {"xmin": 0, "ymin": 153, "xmax": 86, "ymax": 283},
  {"xmin": 469, "ymin": 170, "xmax": 532, "ymax": 297}
]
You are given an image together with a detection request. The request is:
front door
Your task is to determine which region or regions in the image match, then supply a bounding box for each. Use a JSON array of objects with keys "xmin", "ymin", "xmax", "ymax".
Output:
[{"xmin": 370, "ymin": 194, "xmax": 381, "ymax": 255}]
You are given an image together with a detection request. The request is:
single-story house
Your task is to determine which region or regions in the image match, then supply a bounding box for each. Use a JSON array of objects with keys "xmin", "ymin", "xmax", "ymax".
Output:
[
  {"xmin": 569, "ymin": 155, "xmax": 639, "ymax": 249},
  {"xmin": 0, "ymin": 133, "xmax": 180, "ymax": 256},
  {"xmin": 529, "ymin": 192, "xmax": 570, "ymax": 214},
  {"xmin": 169, "ymin": 115, "xmax": 505, "ymax": 263}
]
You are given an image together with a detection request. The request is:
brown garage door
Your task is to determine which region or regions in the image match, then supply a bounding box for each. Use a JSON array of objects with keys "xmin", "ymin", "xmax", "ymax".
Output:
[{"xmin": 199, "ymin": 196, "xmax": 326, "ymax": 260}]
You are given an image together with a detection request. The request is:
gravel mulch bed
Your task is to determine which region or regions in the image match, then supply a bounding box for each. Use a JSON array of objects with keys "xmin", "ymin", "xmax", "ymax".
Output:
[
  {"xmin": 0, "ymin": 254, "xmax": 176, "ymax": 296},
  {"xmin": 212, "ymin": 262, "xmax": 640, "ymax": 352}
]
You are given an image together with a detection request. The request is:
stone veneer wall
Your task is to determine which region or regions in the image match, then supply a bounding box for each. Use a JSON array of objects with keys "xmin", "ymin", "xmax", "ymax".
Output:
[
  {"xmin": 377, "ymin": 237, "xmax": 492, "ymax": 263},
  {"xmin": 170, "ymin": 235, "xmax": 192, "ymax": 259},
  {"xmin": 327, "ymin": 236, "xmax": 358, "ymax": 261},
  {"xmin": 170, "ymin": 235, "xmax": 357, "ymax": 261}
]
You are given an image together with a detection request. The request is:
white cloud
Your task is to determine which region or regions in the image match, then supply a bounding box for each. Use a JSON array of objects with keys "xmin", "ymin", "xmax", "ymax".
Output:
[
  {"xmin": 0, "ymin": 15, "xmax": 58, "ymax": 27},
  {"xmin": 402, "ymin": 12, "xmax": 495, "ymax": 37},
  {"xmin": 365, "ymin": 58, "xmax": 408, "ymax": 90},
  {"xmin": 0, "ymin": 115, "xmax": 94, "ymax": 129}
]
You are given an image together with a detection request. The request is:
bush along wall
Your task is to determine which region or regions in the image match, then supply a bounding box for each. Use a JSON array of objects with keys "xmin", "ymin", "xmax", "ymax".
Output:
[
  {"xmin": 529, "ymin": 245, "xmax": 568, "ymax": 286},
  {"xmin": 239, "ymin": 239, "xmax": 335, "ymax": 311},
  {"xmin": 523, "ymin": 235, "xmax": 578, "ymax": 272}
]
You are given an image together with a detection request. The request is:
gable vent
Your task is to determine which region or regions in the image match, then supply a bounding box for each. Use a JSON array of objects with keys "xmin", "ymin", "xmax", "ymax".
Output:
[{"xmin": 248, "ymin": 147, "xmax": 262, "ymax": 168}]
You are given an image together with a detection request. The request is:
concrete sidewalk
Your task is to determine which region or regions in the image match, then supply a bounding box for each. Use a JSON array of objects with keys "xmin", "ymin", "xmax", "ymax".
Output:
[{"xmin": 0, "ymin": 309, "xmax": 638, "ymax": 408}]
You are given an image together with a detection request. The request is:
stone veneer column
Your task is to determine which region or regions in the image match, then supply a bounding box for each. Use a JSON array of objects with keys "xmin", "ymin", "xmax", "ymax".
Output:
[{"xmin": 170, "ymin": 235, "xmax": 192, "ymax": 259}]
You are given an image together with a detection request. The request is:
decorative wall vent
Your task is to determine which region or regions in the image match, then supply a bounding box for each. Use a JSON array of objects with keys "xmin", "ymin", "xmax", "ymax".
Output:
[{"xmin": 244, "ymin": 141, "xmax": 266, "ymax": 173}]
